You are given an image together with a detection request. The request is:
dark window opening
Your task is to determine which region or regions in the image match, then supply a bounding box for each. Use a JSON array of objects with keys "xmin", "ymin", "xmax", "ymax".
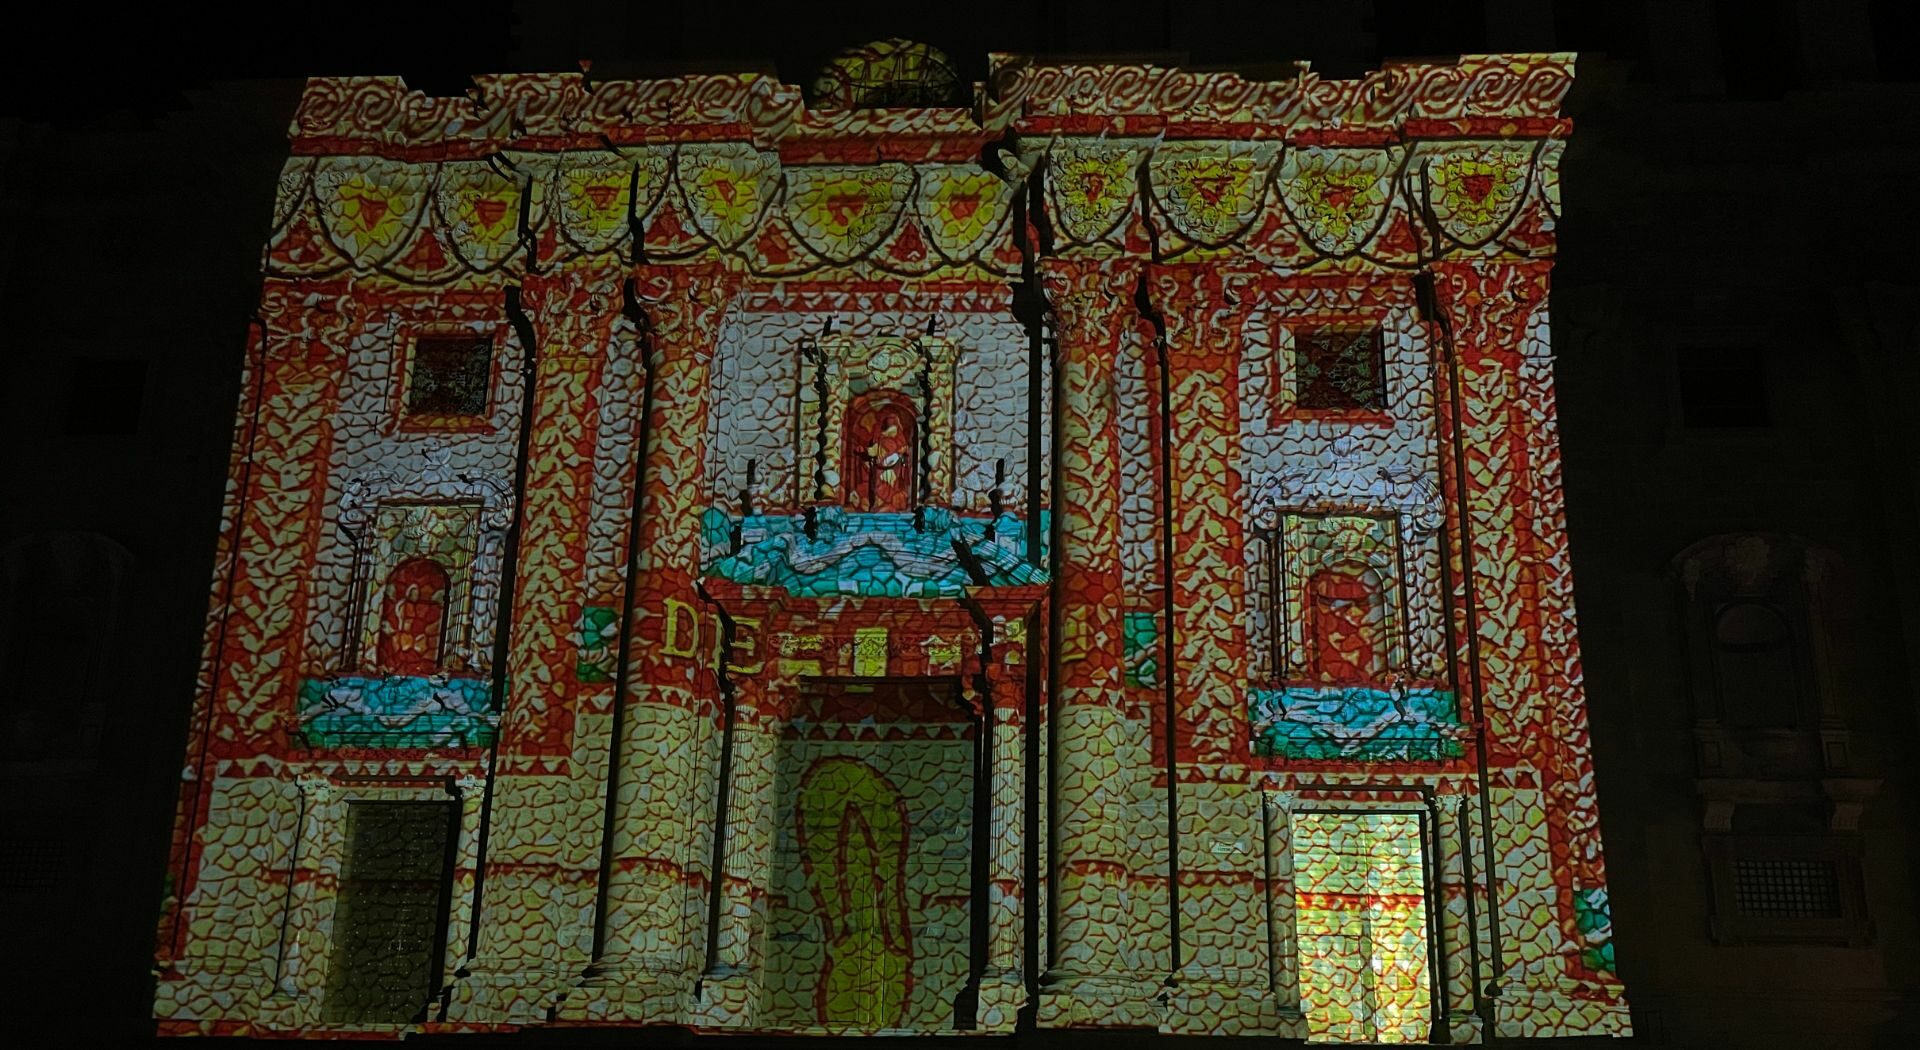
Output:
[
  {"xmin": 2, "ymin": 534, "xmax": 128, "ymax": 762},
  {"xmin": 405, "ymin": 336, "xmax": 492, "ymax": 419},
  {"xmin": 1705, "ymin": 834, "xmax": 1871, "ymax": 945},
  {"xmin": 1732, "ymin": 858, "xmax": 1842, "ymax": 919},
  {"xmin": 64, "ymin": 358, "xmax": 148, "ymax": 436},
  {"xmin": 1296, "ymin": 327, "xmax": 1388, "ymax": 412},
  {"xmin": 322, "ymin": 801, "xmax": 456, "ymax": 1025},
  {"xmin": 0, "ymin": 833, "xmax": 65, "ymax": 894},
  {"xmin": 1678, "ymin": 347, "xmax": 1769, "ymax": 428}
]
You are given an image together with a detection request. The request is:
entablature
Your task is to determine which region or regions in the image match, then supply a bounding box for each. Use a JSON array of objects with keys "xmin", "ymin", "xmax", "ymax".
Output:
[{"xmin": 267, "ymin": 54, "xmax": 1571, "ymax": 285}]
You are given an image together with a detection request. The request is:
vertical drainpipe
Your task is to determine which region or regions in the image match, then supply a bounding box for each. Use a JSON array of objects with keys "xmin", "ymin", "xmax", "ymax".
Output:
[
  {"xmin": 1135, "ymin": 275, "xmax": 1182, "ymax": 978},
  {"xmin": 1006, "ymin": 148, "xmax": 1052, "ymax": 1025},
  {"xmin": 587, "ymin": 277, "xmax": 657, "ymax": 959},
  {"xmin": 1416, "ymin": 257, "xmax": 1507, "ymax": 1033},
  {"xmin": 452, "ymin": 282, "xmax": 540, "ymax": 993}
]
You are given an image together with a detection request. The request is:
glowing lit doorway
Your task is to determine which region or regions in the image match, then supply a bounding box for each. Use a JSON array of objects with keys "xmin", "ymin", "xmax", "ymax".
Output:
[{"xmin": 1294, "ymin": 811, "xmax": 1432, "ymax": 1043}]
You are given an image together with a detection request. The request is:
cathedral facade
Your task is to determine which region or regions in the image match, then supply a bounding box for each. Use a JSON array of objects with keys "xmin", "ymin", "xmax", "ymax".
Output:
[{"xmin": 153, "ymin": 45, "xmax": 1630, "ymax": 1041}]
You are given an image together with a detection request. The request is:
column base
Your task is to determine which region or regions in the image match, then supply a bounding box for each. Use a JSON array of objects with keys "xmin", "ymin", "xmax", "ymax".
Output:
[
  {"xmin": 552, "ymin": 963, "xmax": 696, "ymax": 1024},
  {"xmin": 1436, "ymin": 1012, "xmax": 1486, "ymax": 1044},
  {"xmin": 686, "ymin": 970, "xmax": 757, "ymax": 1028},
  {"xmin": 1493, "ymin": 977, "xmax": 1633, "ymax": 1039},
  {"xmin": 1035, "ymin": 974, "xmax": 1165, "ymax": 1029},
  {"xmin": 440, "ymin": 964, "xmax": 574, "ymax": 1026},
  {"xmin": 1162, "ymin": 968, "xmax": 1294, "ymax": 1036},
  {"xmin": 973, "ymin": 969, "xmax": 1027, "ymax": 1031}
]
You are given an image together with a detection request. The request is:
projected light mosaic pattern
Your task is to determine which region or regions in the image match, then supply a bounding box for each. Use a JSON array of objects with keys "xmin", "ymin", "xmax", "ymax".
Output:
[
  {"xmin": 1294, "ymin": 812, "xmax": 1431, "ymax": 1044},
  {"xmin": 155, "ymin": 46, "xmax": 1627, "ymax": 1042}
]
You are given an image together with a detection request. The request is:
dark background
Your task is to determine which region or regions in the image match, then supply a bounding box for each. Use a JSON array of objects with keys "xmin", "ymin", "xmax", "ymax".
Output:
[{"xmin": 2, "ymin": 1, "xmax": 1916, "ymax": 1046}]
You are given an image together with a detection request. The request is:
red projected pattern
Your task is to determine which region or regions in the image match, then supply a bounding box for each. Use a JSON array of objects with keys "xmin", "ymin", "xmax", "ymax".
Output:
[{"xmin": 153, "ymin": 51, "xmax": 1625, "ymax": 1042}]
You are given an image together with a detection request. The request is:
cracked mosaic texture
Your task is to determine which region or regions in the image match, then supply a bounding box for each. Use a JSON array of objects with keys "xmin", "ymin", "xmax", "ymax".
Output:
[
  {"xmin": 158, "ymin": 52, "xmax": 1625, "ymax": 1042},
  {"xmin": 1294, "ymin": 811, "xmax": 1431, "ymax": 1043}
]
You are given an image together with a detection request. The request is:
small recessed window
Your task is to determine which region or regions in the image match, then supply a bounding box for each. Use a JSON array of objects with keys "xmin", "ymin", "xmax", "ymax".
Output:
[
  {"xmin": 1295, "ymin": 327, "xmax": 1387, "ymax": 412},
  {"xmin": 1678, "ymin": 347, "xmax": 1769, "ymax": 428},
  {"xmin": 65, "ymin": 358, "xmax": 148, "ymax": 436},
  {"xmin": 405, "ymin": 335, "xmax": 493, "ymax": 422},
  {"xmin": 1732, "ymin": 858, "xmax": 1842, "ymax": 919}
]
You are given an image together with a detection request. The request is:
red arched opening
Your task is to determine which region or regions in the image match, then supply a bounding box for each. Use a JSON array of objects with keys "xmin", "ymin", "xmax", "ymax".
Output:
[
  {"xmin": 379, "ymin": 558, "xmax": 451, "ymax": 676},
  {"xmin": 843, "ymin": 391, "xmax": 918, "ymax": 513},
  {"xmin": 1306, "ymin": 567, "xmax": 1385, "ymax": 683}
]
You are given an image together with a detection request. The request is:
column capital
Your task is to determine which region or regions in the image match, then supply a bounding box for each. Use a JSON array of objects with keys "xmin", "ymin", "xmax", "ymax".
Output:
[
  {"xmin": 1143, "ymin": 263, "xmax": 1264, "ymax": 379},
  {"xmin": 1427, "ymin": 258, "xmax": 1552, "ymax": 325},
  {"xmin": 514, "ymin": 263, "xmax": 633, "ymax": 367},
  {"xmin": 292, "ymin": 773, "xmax": 338, "ymax": 804},
  {"xmin": 632, "ymin": 262, "xmax": 744, "ymax": 364},
  {"xmin": 1040, "ymin": 257, "xmax": 1143, "ymax": 375},
  {"xmin": 1143, "ymin": 262, "xmax": 1263, "ymax": 324},
  {"xmin": 632, "ymin": 260, "xmax": 742, "ymax": 300},
  {"xmin": 1040, "ymin": 257, "xmax": 1141, "ymax": 320}
]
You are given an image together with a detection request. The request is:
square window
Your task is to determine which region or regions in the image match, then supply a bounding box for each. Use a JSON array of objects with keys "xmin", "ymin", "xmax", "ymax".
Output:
[
  {"xmin": 1295, "ymin": 327, "xmax": 1386, "ymax": 412},
  {"xmin": 1678, "ymin": 346, "xmax": 1768, "ymax": 428},
  {"xmin": 404, "ymin": 335, "xmax": 493, "ymax": 422},
  {"xmin": 0, "ymin": 833, "xmax": 65, "ymax": 894}
]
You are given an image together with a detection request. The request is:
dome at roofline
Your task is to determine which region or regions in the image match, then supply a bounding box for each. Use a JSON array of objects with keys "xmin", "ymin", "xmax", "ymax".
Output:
[{"xmin": 809, "ymin": 39, "xmax": 963, "ymax": 110}]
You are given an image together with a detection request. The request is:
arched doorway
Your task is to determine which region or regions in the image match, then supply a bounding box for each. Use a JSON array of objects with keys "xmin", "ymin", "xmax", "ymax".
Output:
[{"xmin": 842, "ymin": 391, "xmax": 918, "ymax": 513}]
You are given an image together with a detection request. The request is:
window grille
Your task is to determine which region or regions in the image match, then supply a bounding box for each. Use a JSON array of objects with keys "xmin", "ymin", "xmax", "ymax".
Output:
[
  {"xmin": 0, "ymin": 834, "xmax": 63, "ymax": 893},
  {"xmin": 1732, "ymin": 858, "xmax": 1842, "ymax": 919}
]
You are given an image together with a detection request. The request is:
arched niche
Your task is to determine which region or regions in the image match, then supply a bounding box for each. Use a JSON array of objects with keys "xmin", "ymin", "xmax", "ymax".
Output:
[
  {"xmin": 1673, "ymin": 531, "xmax": 1851, "ymax": 780},
  {"xmin": 797, "ymin": 334, "xmax": 957, "ymax": 511},
  {"xmin": 337, "ymin": 452, "xmax": 513, "ymax": 677}
]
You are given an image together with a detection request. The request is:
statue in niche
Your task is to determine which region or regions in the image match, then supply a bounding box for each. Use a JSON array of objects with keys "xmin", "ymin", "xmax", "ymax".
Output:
[
  {"xmin": 1306, "ymin": 567, "xmax": 1386, "ymax": 682},
  {"xmin": 378, "ymin": 557, "xmax": 451, "ymax": 676},
  {"xmin": 843, "ymin": 391, "xmax": 917, "ymax": 513}
]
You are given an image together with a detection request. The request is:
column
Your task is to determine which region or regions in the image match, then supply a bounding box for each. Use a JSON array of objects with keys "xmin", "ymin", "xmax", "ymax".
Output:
[
  {"xmin": 157, "ymin": 283, "xmax": 345, "ymax": 1027},
  {"xmin": 1430, "ymin": 792, "xmax": 1480, "ymax": 1044},
  {"xmin": 1148, "ymin": 264, "xmax": 1276, "ymax": 1035},
  {"xmin": 449, "ymin": 261, "xmax": 636, "ymax": 1024},
  {"xmin": 568, "ymin": 262, "xmax": 740, "ymax": 1022},
  {"xmin": 1036, "ymin": 258, "xmax": 1160, "ymax": 1027},
  {"xmin": 1262, "ymin": 789, "xmax": 1307, "ymax": 1038},
  {"xmin": 688, "ymin": 645, "xmax": 777, "ymax": 1027},
  {"xmin": 975, "ymin": 600, "xmax": 1035, "ymax": 1030},
  {"xmin": 1430, "ymin": 258, "xmax": 1629, "ymax": 1037}
]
